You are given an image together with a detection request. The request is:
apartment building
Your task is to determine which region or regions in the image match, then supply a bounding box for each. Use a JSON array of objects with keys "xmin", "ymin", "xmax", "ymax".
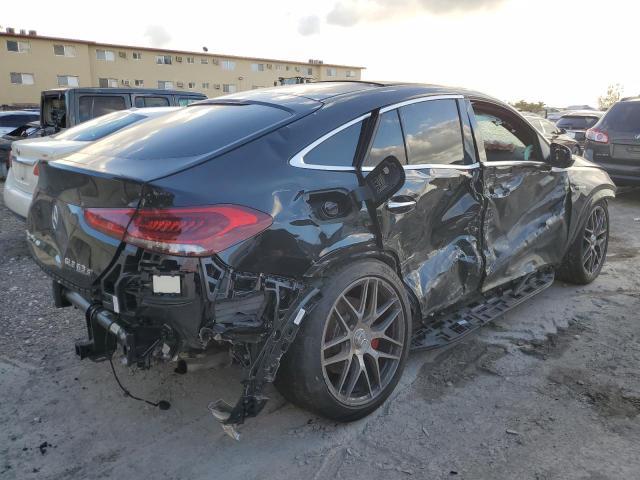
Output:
[{"xmin": 0, "ymin": 31, "xmax": 364, "ymax": 107}]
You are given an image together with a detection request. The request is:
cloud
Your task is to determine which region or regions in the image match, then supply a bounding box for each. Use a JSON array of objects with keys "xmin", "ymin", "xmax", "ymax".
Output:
[
  {"xmin": 144, "ymin": 25, "xmax": 172, "ymax": 47},
  {"xmin": 323, "ymin": 0, "xmax": 506, "ymax": 27},
  {"xmin": 298, "ymin": 15, "xmax": 321, "ymax": 35}
]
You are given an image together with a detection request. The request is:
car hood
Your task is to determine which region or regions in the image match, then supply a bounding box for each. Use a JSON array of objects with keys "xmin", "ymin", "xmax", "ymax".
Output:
[{"xmin": 12, "ymin": 137, "xmax": 88, "ymax": 161}]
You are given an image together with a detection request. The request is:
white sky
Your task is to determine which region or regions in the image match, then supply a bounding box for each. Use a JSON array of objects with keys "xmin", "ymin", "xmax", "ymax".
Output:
[{"xmin": 3, "ymin": 0, "xmax": 636, "ymax": 107}]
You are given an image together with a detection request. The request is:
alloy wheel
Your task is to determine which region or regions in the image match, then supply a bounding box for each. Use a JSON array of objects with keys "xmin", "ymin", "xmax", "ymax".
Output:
[
  {"xmin": 321, "ymin": 277, "xmax": 405, "ymax": 406},
  {"xmin": 582, "ymin": 205, "xmax": 608, "ymax": 275}
]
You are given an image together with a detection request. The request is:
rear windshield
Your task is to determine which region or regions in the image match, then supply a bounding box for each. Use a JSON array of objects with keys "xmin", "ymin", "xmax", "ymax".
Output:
[
  {"xmin": 601, "ymin": 102, "xmax": 640, "ymax": 132},
  {"xmin": 556, "ymin": 116, "xmax": 599, "ymax": 130},
  {"xmin": 0, "ymin": 113, "xmax": 39, "ymax": 127},
  {"xmin": 79, "ymin": 104, "xmax": 292, "ymax": 160},
  {"xmin": 42, "ymin": 95, "xmax": 67, "ymax": 129},
  {"xmin": 55, "ymin": 110, "xmax": 146, "ymax": 142}
]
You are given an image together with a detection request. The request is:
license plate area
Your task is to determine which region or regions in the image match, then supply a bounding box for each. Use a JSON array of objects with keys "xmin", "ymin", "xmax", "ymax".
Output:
[{"xmin": 152, "ymin": 275, "xmax": 181, "ymax": 294}]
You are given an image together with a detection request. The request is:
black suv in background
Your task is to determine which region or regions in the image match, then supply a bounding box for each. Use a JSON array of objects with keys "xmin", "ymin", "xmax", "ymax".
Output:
[
  {"xmin": 556, "ymin": 110, "xmax": 603, "ymax": 153},
  {"xmin": 584, "ymin": 98, "xmax": 640, "ymax": 185},
  {"xmin": 41, "ymin": 87, "xmax": 206, "ymax": 132}
]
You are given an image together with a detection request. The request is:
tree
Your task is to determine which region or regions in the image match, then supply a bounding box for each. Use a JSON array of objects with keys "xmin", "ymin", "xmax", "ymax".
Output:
[
  {"xmin": 511, "ymin": 100, "xmax": 546, "ymax": 113},
  {"xmin": 598, "ymin": 84, "xmax": 623, "ymax": 111}
]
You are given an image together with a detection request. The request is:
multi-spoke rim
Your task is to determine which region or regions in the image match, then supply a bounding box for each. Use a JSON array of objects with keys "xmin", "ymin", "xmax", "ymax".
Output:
[
  {"xmin": 582, "ymin": 205, "xmax": 608, "ymax": 275},
  {"xmin": 321, "ymin": 276, "xmax": 405, "ymax": 406}
]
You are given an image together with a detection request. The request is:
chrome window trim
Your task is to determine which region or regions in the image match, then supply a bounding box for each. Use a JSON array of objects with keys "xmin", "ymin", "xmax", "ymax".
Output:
[
  {"xmin": 362, "ymin": 162, "xmax": 479, "ymax": 172},
  {"xmin": 288, "ymin": 113, "xmax": 371, "ymax": 171},
  {"xmin": 482, "ymin": 160, "xmax": 546, "ymax": 167},
  {"xmin": 379, "ymin": 94, "xmax": 464, "ymax": 113}
]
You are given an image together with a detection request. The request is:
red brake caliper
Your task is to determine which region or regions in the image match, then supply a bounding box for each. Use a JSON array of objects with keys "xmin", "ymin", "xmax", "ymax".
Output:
[{"xmin": 370, "ymin": 338, "xmax": 380, "ymax": 350}]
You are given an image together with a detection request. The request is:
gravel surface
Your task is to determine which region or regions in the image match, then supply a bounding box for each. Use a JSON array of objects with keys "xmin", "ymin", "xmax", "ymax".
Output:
[{"xmin": 1, "ymin": 181, "xmax": 639, "ymax": 480}]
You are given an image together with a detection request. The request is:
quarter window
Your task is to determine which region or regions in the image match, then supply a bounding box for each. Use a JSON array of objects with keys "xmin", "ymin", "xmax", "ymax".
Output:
[
  {"xmin": 135, "ymin": 96, "xmax": 170, "ymax": 108},
  {"xmin": 399, "ymin": 99, "xmax": 464, "ymax": 166},
  {"xmin": 304, "ymin": 121, "xmax": 364, "ymax": 167},
  {"xmin": 364, "ymin": 110, "xmax": 407, "ymax": 168}
]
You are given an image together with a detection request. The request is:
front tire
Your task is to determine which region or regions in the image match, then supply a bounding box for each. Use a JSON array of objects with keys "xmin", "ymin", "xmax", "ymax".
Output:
[
  {"xmin": 275, "ymin": 260, "xmax": 412, "ymax": 421},
  {"xmin": 558, "ymin": 200, "xmax": 609, "ymax": 284}
]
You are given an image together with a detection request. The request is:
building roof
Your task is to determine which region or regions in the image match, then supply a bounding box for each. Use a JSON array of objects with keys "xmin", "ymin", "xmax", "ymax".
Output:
[{"xmin": 0, "ymin": 32, "xmax": 365, "ymax": 70}]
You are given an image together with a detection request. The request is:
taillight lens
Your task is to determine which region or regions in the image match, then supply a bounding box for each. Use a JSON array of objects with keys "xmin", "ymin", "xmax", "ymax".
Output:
[
  {"xmin": 33, "ymin": 162, "xmax": 40, "ymax": 176},
  {"xmin": 84, "ymin": 205, "xmax": 272, "ymax": 256},
  {"xmin": 586, "ymin": 128, "xmax": 609, "ymax": 144}
]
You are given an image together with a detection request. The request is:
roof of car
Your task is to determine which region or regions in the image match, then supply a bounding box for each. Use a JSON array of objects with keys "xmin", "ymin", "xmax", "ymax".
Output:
[
  {"xmin": 129, "ymin": 106, "xmax": 180, "ymax": 116},
  {"xmin": 559, "ymin": 110, "xmax": 604, "ymax": 118},
  {"xmin": 194, "ymin": 81, "xmax": 501, "ymax": 114}
]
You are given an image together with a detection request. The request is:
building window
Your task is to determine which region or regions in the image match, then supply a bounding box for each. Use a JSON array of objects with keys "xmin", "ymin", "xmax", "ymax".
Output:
[
  {"xmin": 96, "ymin": 49, "xmax": 115, "ymax": 61},
  {"xmin": 53, "ymin": 44, "xmax": 76, "ymax": 57},
  {"xmin": 326, "ymin": 67, "xmax": 337, "ymax": 77},
  {"xmin": 221, "ymin": 60, "xmax": 236, "ymax": 70},
  {"xmin": 222, "ymin": 84, "xmax": 237, "ymax": 93},
  {"xmin": 346, "ymin": 70, "xmax": 356, "ymax": 78},
  {"xmin": 251, "ymin": 63, "xmax": 265, "ymax": 72},
  {"xmin": 121, "ymin": 79, "xmax": 130, "ymax": 86},
  {"xmin": 134, "ymin": 79, "xmax": 144, "ymax": 87},
  {"xmin": 176, "ymin": 81, "xmax": 184, "ymax": 88},
  {"xmin": 186, "ymin": 56, "xmax": 194, "ymax": 64},
  {"xmin": 200, "ymin": 58, "xmax": 208, "ymax": 64},
  {"xmin": 119, "ymin": 51, "xmax": 127, "ymax": 59},
  {"xmin": 285, "ymin": 65, "xmax": 290, "ymax": 71},
  {"xmin": 202, "ymin": 82, "xmax": 210, "ymax": 89},
  {"xmin": 156, "ymin": 55, "xmax": 172, "ymax": 65},
  {"xmin": 98, "ymin": 78, "xmax": 118, "ymax": 88},
  {"xmin": 158, "ymin": 80, "xmax": 174, "ymax": 90},
  {"xmin": 57, "ymin": 75, "xmax": 79, "ymax": 87},
  {"xmin": 132, "ymin": 52, "xmax": 142, "ymax": 60},
  {"xmin": 306, "ymin": 67, "xmax": 313, "ymax": 75},
  {"xmin": 10, "ymin": 72, "xmax": 35, "ymax": 85},
  {"xmin": 6, "ymin": 40, "xmax": 30, "ymax": 53},
  {"xmin": 187, "ymin": 82, "xmax": 196, "ymax": 89},
  {"xmin": 275, "ymin": 64, "xmax": 283, "ymax": 71}
]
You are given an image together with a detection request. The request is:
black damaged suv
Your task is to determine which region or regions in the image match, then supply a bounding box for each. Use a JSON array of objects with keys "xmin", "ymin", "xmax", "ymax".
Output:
[{"xmin": 27, "ymin": 82, "xmax": 615, "ymax": 432}]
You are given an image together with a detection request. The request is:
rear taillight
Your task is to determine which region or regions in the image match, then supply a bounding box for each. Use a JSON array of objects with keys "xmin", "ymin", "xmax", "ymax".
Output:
[
  {"xmin": 33, "ymin": 162, "xmax": 40, "ymax": 176},
  {"xmin": 586, "ymin": 128, "xmax": 609, "ymax": 144},
  {"xmin": 84, "ymin": 205, "xmax": 272, "ymax": 256}
]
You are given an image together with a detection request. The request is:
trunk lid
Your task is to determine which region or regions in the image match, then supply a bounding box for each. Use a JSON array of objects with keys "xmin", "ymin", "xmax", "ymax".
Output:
[
  {"xmin": 12, "ymin": 137, "xmax": 86, "ymax": 193},
  {"xmin": 27, "ymin": 161, "xmax": 143, "ymax": 289}
]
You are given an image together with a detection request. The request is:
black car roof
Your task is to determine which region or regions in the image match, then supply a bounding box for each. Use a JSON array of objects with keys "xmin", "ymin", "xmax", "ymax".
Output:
[{"xmin": 194, "ymin": 81, "xmax": 501, "ymax": 115}]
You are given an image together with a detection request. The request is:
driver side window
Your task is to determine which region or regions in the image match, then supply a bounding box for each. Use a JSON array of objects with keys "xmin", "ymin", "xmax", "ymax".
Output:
[{"xmin": 473, "ymin": 107, "xmax": 538, "ymax": 163}]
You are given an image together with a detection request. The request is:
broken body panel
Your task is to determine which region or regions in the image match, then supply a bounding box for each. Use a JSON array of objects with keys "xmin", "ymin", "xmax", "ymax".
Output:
[{"xmin": 26, "ymin": 83, "xmax": 616, "ymax": 431}]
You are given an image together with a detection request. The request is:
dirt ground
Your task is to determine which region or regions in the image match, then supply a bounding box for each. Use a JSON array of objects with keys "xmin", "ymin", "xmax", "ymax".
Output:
[{"xmin": 1, "ymin": 182, "xmax": 639, "ymax": 480}]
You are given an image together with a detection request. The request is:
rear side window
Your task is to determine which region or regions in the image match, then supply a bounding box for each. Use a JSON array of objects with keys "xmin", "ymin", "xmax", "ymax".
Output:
[
  {"xmin": 135, "ymin": 96, "xmax": 170, "ymax": 108},
  {"xmin": 364, "ymin": 110, "xmax": 407, "ymax": 168},
  {"xmin": 556, "ymin": 116, "xmax": 598, "ymax": 130},
  {"xmin": 79, "ymin": 96, "xmax": 127, "ymax": 122},
  {"xmin": 178, "ymin": 97, "xmax": 200, "ymax": 106},
  {"xmin": 81, "ymin": 104, "xmax": 292, "ymax": 160},
  {"xmin": 399, "ymin": 99, "xmax": 464, "ymax": 166},
  {"xmin": 304, "ymin": 121, "xmax": 363, "ymax": 167},
  {"xmin": 601, "ymin": 102, "xmax": 640, "ymax": 132}
]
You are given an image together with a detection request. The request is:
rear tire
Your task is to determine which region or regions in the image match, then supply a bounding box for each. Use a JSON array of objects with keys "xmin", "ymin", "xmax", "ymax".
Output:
[
  {"xmin": 275, "ymin": 260, "xmax": 412, "ymax": 422},
  {"xmin": 557, "ymin": 200, "xmax": 609, "ymax": 284}
]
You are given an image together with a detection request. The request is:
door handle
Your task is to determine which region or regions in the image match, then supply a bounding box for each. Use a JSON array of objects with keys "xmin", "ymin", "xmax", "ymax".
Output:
[{"xmin": 386, "ymin": 198, "xmax": 417, "ymax": 213}]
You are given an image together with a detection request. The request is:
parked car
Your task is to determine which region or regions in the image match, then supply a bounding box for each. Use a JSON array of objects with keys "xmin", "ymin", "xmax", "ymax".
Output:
[
  {"xmin": 584, "ymin": 97, "xmax": 640, "ymax": 185},
  {"xmin": 0, "ymin": 121, "xmax": 45, "ymax": 179},
  {"xmin": 0, "ymin": 110, "xmax": 40, "ymax": 136},
  {"xmin": 4, "ymin": 107, "xmax": 178, "ymax": 217},
  {"xmin": 26, "ymin": 82, "xmax": 615, "ymax": 437},
  {"xmin": 524, "ymin": 114, "xmax": 581, "ymax": 154},
  {"xmin": 41, "ymin": 87, "xmax": 205, "ymax": 132},
  {"xmin": 555, "ymin": 110, "xmax": 603, "ymax": 152}
]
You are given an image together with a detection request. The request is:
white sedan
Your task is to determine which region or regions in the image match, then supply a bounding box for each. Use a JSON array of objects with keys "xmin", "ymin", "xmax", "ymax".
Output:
[{"xmin": 4, "ymin": 107, "xmax": 178, "ymax": 218}]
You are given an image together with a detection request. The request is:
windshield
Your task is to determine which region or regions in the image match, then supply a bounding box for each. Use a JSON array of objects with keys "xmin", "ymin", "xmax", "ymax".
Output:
[
  {"xmin": 556, "ymin": 116, "xmax": 599, "ymax": 130},
  {"xmin": 601, "ymin": 102, "xmax": 640, "ymax": 132},
  {"xmin": 55, "ymin": 110, "xmax": 147, "ymax": 142}
]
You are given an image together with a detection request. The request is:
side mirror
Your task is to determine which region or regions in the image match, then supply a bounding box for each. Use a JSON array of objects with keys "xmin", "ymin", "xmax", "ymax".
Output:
[
  {"xmin": 355, "ymin": 156, "xmax": 406, "ymax": 208},
  {"xmin": 549, "ymin": 142, "xmax": 574, "ymax": 168}
]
